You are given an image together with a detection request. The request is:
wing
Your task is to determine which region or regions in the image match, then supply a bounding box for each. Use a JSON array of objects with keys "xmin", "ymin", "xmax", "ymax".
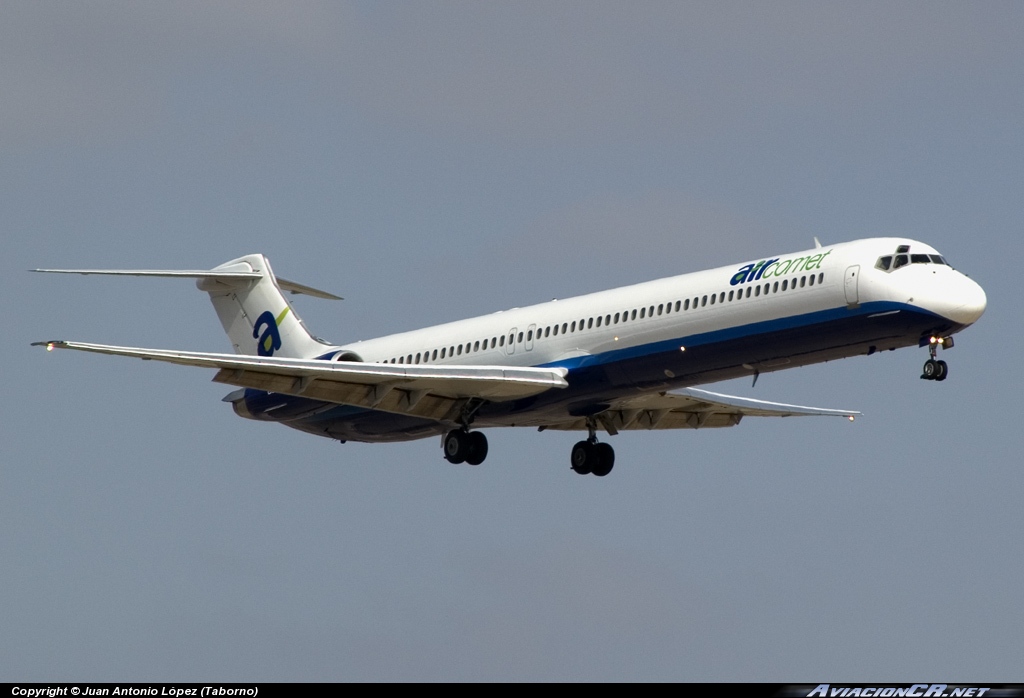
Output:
[
  {"xmin": 34, "ymin": 340, "xmax": 567, "ymax": 423},
  {"xmin": 542, "ymin": 387, "xmax": 858, "ymax": 433}
]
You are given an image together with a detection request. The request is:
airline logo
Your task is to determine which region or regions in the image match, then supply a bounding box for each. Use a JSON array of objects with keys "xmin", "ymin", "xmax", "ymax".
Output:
[
  {"xmin": 253, "ymin": 307, "xmax": 290, "ymax": 356},
  {"xmin": 730, "ymin": 250, "xmax": 832, "ymax": 286}
]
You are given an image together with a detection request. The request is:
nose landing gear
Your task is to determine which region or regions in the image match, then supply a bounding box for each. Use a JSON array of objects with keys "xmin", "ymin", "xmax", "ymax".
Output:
[{"xmin": 921, "ymin": 335, "xmax": 952, "ymax": 381}]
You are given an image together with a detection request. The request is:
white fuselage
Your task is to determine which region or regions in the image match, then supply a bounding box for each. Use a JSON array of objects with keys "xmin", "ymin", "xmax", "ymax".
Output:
[{"xmin": 338, "ymin": 238, "xmax": 985, "ymax": 377}]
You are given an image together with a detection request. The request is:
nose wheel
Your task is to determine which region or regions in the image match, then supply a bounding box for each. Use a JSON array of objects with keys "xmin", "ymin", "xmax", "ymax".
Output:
[
  {"xmin": 921, "ymin": 335, "xmax": 951, "ymax": 381},
  {"xmin": 922, "ymin": 358, "xmax": 948, "ymax": 381}
]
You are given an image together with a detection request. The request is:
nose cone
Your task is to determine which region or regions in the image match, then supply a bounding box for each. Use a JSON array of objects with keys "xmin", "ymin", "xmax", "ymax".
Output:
[{"xmin": 945, "ymin": 274, "xmax": 987, "ymax": 326}]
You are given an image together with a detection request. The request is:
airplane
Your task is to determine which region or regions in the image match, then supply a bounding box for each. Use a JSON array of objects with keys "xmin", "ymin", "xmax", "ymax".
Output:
[{"xmin": 33, "ymin": 237, "xmax": 986, "ymax": 477}]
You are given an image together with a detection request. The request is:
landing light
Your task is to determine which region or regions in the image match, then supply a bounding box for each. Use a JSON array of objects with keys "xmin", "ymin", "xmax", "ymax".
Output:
[
  {"xmin": 46, "ymin": 343, "xmax": 54, "ymax": 352},
  {"xmin": 848, "ymin": 415, "xmax": 855, "ymax": 422},
  {"xmin": 679, "ymin": 346, "xmax": 686, "ymax": 352}
]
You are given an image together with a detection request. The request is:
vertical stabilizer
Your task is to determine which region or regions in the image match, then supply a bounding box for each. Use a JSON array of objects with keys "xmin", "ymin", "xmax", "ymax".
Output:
[{"xmin": 198, "ymin": 254, "xmax": 334, "ymax": 359}]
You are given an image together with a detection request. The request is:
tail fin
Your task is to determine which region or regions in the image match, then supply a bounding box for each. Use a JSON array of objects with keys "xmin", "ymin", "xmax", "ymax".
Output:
[{"xmin": 32, "ymin": 254, "xmax": 341, "ymax": 359}]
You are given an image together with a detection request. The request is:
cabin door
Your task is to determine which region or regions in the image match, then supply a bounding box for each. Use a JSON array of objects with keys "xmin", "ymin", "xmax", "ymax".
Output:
[{"xmin": 844, "ymin": 265, "xmax": 860, "ymax": 305}]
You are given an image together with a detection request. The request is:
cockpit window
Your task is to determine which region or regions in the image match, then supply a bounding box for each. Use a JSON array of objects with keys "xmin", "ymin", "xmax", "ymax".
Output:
[{"xmin": 876, "ymin": 250, "xmax": 951, "ymax": 273}]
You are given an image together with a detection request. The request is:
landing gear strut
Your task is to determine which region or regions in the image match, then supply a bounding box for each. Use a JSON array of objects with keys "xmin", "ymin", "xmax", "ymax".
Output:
[
  {"xmin": 443, "ymin": 429, "xmax": 488, "ymax": 465},
  {"xmin": 570, "ymin": 418, "xmax": 615, "ymax": 477},
  {"xmin": 921, "ymin": 335, "xmax": 951, "ymax": 382}
]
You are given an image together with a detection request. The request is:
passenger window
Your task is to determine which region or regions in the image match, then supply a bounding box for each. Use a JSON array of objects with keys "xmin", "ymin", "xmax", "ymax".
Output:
[
  {"xmin": 701, "ymin": 295, "xmax": 707, "ymax": 307},
  {"xmin": 631, "ymin": 309, "xmax": 637, "ymax": 320},
  {"xmin": 658, "ymin": 304, "xmax": 664, "ymax": 315},
  {"xmin": 640, "ymin": 308, "xmax": 646, "ymax": 319},
  {"xmin": 472, "ymin": 341, "xmax": 478, "ymax": 352},
  {"xmin": 587, "ymin": 318, "xmax": 594, "ymax": 329},
  {"xmin": 710, "ymin": 294, "xmax": 716, "ymax": 305},
  {"xmin": 818, "ymin": 273, "xmax": 824, "ymax": 284},
  {"xmin": 649, "ymin": 305, "xmax": 655, "ymax": 316},
  {"xmin": 525, "ymin": 332, "xmax": 531, "ymax": 343},
  {"xmin": 518, "ymin": 332, "xmax": 524, "ymax": 343},
  {"xmin": 457, "ymin": 345, "xmax": 462, "ymax": 355},
  {"xmin": 728, "ymin": 290, "xmax": 734, "ymax": 301},
  {"xmin": 755, "ymin": 285, "xmax": 761, "ymax": 297},
  {"xmin": 605, "ymin": 314, "xmax": 611, "ymax": 325},
  {"xmin": 441, "ymin": 348, "xmax": 446, "ymax": 358},
  {"xmin": 674, "ymin": 301, "xmax": 681, "ymax": 312},
  {"xmin": 684, "ymin": 299, "xmax": 689, "ymax": 310},
  {"xmin": 800, "ymin": 276, "xmax": 806, "ymax": 287},
  {"xmin": 782, "ymin": 280, "xmax": 788, "ymax": 291},
  {"xmin": 596, "ymin": 316, "xmax": 602, "ymax": 327},
  {"xmin": 432, "ymin": 349, "xmax": 438, "ymax": 360},
  {"xmin": 613, "ymin": 312, "xmax": 620, "ymax": 324},
  {"xmin": 562, "ymin": 323, "xmax": 568, "ymax": 333},
  {"xmin": 809, "ymin": 275, "xmax": 815, "ymax": 286}
]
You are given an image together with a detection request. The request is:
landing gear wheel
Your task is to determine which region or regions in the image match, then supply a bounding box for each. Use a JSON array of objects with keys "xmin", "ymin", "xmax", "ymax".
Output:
[
  {"xmin": 571, "ymin": 441, "xmax": 594, "ymax": 475},
  {"xmin": 922, "ymin": 359, "xmax": 938, "ymax": 380},
  {"xmin": 444, "ymin": 430, "xmax": 488, "ymax": 465},
  {"xmin": 591, "ymin": 443, "xmax": 615, "ymax": 477},
  {"xmin": 934, "ymin": 360, "xmax": 948, "ymax": 381},
  {"xmin": 443, "ymin": 430, "xmax": 469, "ymax": 464},
  {"xmin": 571, "ymin": 440, "xmax": 615, "ymax": 476},
  {"xmin": 465, "ymin": 431, "xmax": 489, "ymax": 466}
]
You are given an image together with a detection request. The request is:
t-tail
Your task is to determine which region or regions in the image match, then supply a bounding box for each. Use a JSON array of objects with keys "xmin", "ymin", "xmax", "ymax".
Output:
[{"xmin": 32, "ymin": 254, "xmax": 343, "ymax": 359}]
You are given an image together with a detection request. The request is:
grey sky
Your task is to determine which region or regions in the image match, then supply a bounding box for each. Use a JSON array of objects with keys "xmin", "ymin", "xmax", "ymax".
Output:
[{"xmin": 3, "ymin": 1, "xmax": 1022, "ymax": 681}]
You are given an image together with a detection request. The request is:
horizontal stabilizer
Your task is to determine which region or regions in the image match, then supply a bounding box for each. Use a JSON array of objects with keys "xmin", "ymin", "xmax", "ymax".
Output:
[{"xmin": 30, "ymin": 267, "xmax": 341, "ymax": 300}]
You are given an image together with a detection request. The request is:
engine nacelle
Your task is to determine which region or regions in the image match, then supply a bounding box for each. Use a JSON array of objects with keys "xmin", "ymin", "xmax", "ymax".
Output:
[{"xmin": 330, "ymin": 350, "xmax": 363, "ymax": 362}]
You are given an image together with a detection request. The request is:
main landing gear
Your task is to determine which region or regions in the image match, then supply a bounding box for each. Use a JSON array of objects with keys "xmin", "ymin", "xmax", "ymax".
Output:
[
  {"xmin": 443, "ymin": 429, "xmax": 489, "ymax": 465},
  {"xmin": 921, "ymin": 335, "xmax": 952, "ymax": 382},
  {"xmin": 570, "ymin": 418, "xmax": 615, "ymax": 477}
]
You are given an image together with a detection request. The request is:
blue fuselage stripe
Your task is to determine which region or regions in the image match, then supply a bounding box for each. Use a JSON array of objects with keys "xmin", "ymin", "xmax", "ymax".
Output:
[{"xmin": 538, "ymin": 300, "xmax": 936, "ymax": 373}]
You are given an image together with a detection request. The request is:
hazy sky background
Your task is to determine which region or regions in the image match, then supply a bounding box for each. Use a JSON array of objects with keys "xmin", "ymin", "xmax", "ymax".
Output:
[{"xmin": 3, "ymin": 1, "xmax": 1022, "ymax": 681}]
